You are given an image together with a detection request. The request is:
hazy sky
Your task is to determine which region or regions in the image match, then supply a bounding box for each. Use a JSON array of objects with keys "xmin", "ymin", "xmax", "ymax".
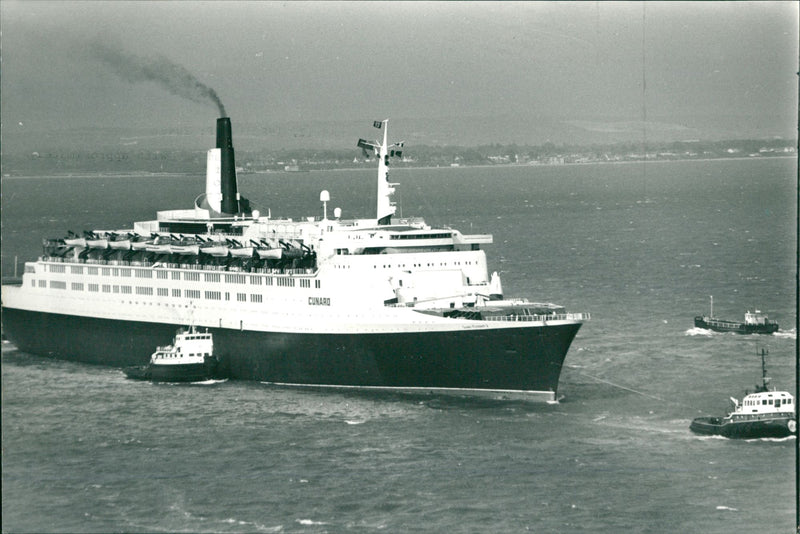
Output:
[{"xmin": 1, "ymin": 1, "xmax": 797, "ymax": 146}]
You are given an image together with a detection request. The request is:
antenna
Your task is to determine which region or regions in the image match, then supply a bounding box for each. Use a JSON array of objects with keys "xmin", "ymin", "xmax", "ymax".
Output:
[{"xmin": 320, "ymin": 190, "xmax": 330, "ymax": 220}]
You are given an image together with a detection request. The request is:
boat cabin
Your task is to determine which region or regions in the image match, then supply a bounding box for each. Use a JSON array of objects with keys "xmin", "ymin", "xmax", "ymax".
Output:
[
  {"xmin": 744, "ymin": 310, "xmax": 771, "ymax": 326},
  {"xmin": 736, "ymin": 390, "xmax": 795, "ymax": 415}
]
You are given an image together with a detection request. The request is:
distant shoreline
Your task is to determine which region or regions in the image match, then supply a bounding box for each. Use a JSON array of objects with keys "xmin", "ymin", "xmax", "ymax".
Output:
[{"xmin": 1, "ymin": 154, "xmax": 795, "ymax": 179}]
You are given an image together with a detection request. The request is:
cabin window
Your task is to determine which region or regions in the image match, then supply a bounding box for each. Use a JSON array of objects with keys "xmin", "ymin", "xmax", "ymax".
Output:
[
  {"xmin": 172, "ymin": 272, "xmax": 181, "ymax": 280},
  {"xmin": 172, "ymin": 289, "xmax": 181, "ymax": 297},
  {"xmin": 775, "ymin": 399, "xmax": 781, "ymax": 408},
  {"xmin": 237, "ymin": 293, "xmax": 246, "ymax": 302},
  {"xmin": 762, "ymin": 399, "xmax": 767, "ymax": 405}
]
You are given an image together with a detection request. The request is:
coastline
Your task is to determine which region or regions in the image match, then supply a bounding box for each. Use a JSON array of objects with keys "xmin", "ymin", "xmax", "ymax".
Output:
[{"xmin": 2, "ymin": 154, "xmax": 795, "ymax": 179}]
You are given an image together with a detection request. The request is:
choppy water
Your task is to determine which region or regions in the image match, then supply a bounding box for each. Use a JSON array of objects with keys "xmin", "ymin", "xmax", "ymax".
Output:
[{"xmin": 2, "ymin": 157, "xmax": 796, "ymax": 533}]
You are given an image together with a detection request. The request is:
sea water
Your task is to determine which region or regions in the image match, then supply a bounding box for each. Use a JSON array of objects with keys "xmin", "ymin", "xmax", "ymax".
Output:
[{"xmin": 1, "ymin": 157, "xmax": 796, "ymax": 533}]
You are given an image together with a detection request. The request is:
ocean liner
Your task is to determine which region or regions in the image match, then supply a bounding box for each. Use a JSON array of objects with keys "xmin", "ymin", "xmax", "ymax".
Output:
[{"xmin": 1, "ymin": 117, "xmax": 588, "ymax": 401}]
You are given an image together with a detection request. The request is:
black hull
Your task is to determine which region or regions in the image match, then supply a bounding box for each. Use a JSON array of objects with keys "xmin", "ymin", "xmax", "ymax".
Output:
[
  {"xmin": 124, "ymin": 360, "xmax": 217, "ymax": 382},
  {"xmin": 690, "ymin": 416, "xmax": 796, "ymax": 439},
  {"xmin": 693, "ymin": 317, "xmax": 778, "ymax": 334},
  {"xmin": 2, "ymin": 307, "xmax": 581, "ymax": 397}
]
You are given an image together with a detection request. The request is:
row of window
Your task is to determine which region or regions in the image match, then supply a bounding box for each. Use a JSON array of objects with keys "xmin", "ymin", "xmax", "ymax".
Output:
[
  {"xmin": 42, "ymin": 263, "xmax": 319, "ymax": 287},
  {"xmin": 41, "ymin": 279, "xmax": 275, "ymax": 303},
  {"xmin": 745, "ymin": 397, "xmax": 793, "ymax": 406},
  {"xmin": 373, "ymin": 260, "xmax": 479, "ymax": 269}
]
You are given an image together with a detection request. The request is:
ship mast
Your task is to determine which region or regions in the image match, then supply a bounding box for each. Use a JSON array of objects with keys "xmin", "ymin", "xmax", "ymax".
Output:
[
  {"xmin": 760, "ymin": 347, "xmax": 770, "ymax": 391},
  {"xmin": 357, "ymin": 120, "xmax": 403, "ymax": 225}
]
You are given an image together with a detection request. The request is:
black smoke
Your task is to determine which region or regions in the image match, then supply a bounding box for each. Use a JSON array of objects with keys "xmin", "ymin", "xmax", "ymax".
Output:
[{"xmin": 90, "ymin": 40, "xmax": 226, "ymax": 117}]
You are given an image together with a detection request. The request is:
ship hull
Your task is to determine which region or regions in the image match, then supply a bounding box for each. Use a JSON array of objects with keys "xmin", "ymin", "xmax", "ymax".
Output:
[
  {"xmin": 693, "ymin": 316, "xmax": 779, "ymax": 334},
  {"xmin": 2, "ymin": 306, "xmax": 581, "ymax": 400},
  {"xmin": 690, "ymin": 416, "xmax": 796, "ymax": 439}
]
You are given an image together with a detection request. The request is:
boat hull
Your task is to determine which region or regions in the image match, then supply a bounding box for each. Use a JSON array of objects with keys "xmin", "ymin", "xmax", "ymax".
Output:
[
  {"xmin": 124, "ymin": 360, "xmax": 217, "ymax": 382},
  {"xmin": 690, "ymin": 416, "xmax": 796, "ymax": 439},
  {"xmin": 2, "ymin": 306, "xmax": 581, "ymax": 400},
  {"xmin": 693, "ymin": 317, "xmax": 779, "ymax": 334}
]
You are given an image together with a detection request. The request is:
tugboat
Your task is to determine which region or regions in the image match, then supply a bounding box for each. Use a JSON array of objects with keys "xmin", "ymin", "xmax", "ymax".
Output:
[
  {"xmin": 694, "ymin": 296, "xmax": 778, "ymax": 334},
  {"xmin": 690, "ymin": 349, "xmax": 796, "ymax": 439},
  {"xmin": 124, "ymin": 326, "xmax": 218, "ymax": 382}
]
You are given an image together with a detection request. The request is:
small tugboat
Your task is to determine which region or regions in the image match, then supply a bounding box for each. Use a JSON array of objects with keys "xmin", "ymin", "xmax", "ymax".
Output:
[
  {"xmin": 124, "ymin": 326, "xmax": 218, "ymax": 382},
  {"xmin": 694, "ymin": 296, "xmax": 778, "ymax": 334},
  {"xmin": 690, "ymin": 349, "xmax": 796, "ymax": 439}
]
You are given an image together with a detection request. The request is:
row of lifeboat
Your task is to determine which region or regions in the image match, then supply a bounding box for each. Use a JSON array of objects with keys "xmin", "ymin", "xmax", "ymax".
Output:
[{"xmin": 56, "ymin": 231, "xmax": 308, "ymax": 261}]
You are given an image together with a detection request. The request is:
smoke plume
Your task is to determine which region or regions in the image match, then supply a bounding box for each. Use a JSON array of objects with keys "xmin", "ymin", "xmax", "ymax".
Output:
[{"xmin": 90, "ymin": 40, "xmax": 226, "ymax": 117}]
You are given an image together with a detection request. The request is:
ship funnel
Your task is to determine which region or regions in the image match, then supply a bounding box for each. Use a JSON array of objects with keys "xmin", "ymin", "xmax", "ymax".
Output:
[
  {"xmin": 204, "ymin": 117, "xmax": 250, "ymax": 216},
  {"xmin": 216, "ymin": 117, "xmax": 239, "ymax": 215}
]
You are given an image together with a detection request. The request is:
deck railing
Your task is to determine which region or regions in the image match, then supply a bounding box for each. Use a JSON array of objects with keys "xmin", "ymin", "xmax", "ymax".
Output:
[{"xmin": 482, "ymin": 312, "xmax": 590, "ymax": 323}]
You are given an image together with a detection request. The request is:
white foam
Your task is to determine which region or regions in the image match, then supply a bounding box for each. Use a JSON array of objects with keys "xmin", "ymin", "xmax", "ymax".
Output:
[
  {"xmin": 685, "ymin": 327, "xmax": 713, "ymax": 336},
  {"xmin": 297, "ymin": 519, "xmax": 327, "ymax": 526},
  {"xmin": 772, "ymin": 329, "xmax": 796, "ymax": 340},
  {"xmin": 716, "ymin": 506, "xmax": 738, "ymax": 511}
]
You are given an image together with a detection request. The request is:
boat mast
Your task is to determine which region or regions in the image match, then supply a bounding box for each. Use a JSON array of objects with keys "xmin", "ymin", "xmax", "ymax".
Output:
[
  {"xmin": 760, "ymin": 347, "xmax": 770, "ymax": 390},
  {"xmin": 710, "ymin": 295, "xmax": 713, "ymax": 318}
]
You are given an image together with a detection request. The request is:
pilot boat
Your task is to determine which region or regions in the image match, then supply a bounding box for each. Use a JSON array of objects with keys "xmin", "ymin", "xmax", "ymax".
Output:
[
  {"xmin": 690, "ymin": 349, "xmax": 796, "ymax": 439},
  {"xmin": 124, "ymin": 326, "xmax": 218, "ymax": 382}
]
